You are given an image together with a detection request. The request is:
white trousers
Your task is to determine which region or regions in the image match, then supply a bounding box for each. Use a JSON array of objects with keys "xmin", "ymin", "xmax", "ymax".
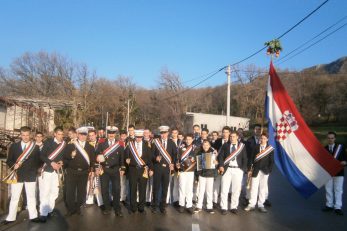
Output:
[
  {"xmin": 220, "ymin": 167, "xmax": 243, "ymax": 210},
  {"xmin": 7, "ymin": 182, "xmax": 38, "ymax": 221},
  {"xmin": 146, "ymin": 176, "xmax": 153, "ymax": 203},
  {"xmin": 325, "ymin": 176, "xmax": 344, "ymax": 209},
  {"xmin": 213, "ymin": 175, "xmax": 221, "ymax": 203},
  {"xmin": 196, "ymin": 176, "xmax": 214, "ymax": 209},
  {"xmin": 249, "ymin": 171, "xmax": 269, "ymax": 208},
  {"xmin": 39, "ymin": 171, "xmax": 59, "ymax": 216},
  {"xmin": 178, "ymin": 172, "xmax": 194, "ymax": 208}
]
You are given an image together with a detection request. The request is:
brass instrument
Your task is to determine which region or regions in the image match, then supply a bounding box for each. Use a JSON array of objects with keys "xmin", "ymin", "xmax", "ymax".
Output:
[
  {"xmin": 2, "ymin": 165, "xmax": 18, "ymax": 184},
  {"xmin": 142, "ymin": 166, "xmax": 148, "ymax": 179},
  {"xmin": 246, "ymin": 165, "xmax": 254, "ymax": 190},
  {"xmin": 87, "ymin": 173, "xmax": 95, "ymax": 196}
]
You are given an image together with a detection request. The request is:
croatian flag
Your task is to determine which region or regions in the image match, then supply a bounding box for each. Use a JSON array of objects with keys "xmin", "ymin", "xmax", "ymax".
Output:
[{"xmin": 266, "ymin": 62, "xmax": 342, "ymax": 198}]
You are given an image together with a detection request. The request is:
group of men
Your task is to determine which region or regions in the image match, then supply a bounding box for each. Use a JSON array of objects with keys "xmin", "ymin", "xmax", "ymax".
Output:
[{"xmin": 1, "ymin": 123, "xmax": 345, "ymax": 225}]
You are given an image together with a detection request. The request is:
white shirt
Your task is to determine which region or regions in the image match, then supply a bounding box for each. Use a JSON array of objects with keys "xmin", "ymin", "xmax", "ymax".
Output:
[
  {"xmin": 78, "ymin": 140, "xmax": 86, "ymax": 148},
  {"xmin": 21, "ymin": 141, "xmax": 30, "ymax": 151},
  {"xmin": 136, "ymin": 141, "xmax": 143, "ymax": 157},
  {"xmin": 54, "ymin": 138, "xmax": 62, "ymax": 144},
  {"xmin": 108, "ymin": 139, "xmax": 115, "ymax": 146},
  {"xmin": 329, "ymin": 144, "xmax": 335, "ymax": 153},
  {"xmin": 260, "ymin": 145, "xmax": 266, "ymax": 152},
  {"xmin": 229, "ymin": 143, "xmax": 239, "ymax": 167},
  {"xmin": 162, "ymin": 139, "xmax": 167, "ymax": 149}
]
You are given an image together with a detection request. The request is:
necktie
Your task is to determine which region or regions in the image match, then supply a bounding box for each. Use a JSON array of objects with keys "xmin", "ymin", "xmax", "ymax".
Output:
[
  {"xmin": 163, "ymin": 140, "xmax": 166, "ymax": 149},
  {"xmin": 232, "ymin": 144, "xmax": 236, "ymax": 152},
  {"xmin": 231, "ymin": 144, "xmax": 236, "ymax": 161},
  {"xmin": 330, "ymin": 146, "xmax": 333, "ymax": 153}
]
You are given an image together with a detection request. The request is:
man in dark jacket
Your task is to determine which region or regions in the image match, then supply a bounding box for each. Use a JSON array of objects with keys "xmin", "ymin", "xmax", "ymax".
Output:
[{"xmin": 2, "ymin": 126, "xmax": 42, "ymax": 225}]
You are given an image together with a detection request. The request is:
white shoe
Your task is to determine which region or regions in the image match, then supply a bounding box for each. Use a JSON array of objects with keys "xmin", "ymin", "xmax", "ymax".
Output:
[{"xmin": 244, "ymin": 205, "xmax": 255, "ymax": 211}]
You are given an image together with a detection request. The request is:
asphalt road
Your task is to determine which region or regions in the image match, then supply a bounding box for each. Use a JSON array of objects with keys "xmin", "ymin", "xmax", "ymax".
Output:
[{"xmin": 0, "ymin": 168, "xmax": 346, "ymax": 231}]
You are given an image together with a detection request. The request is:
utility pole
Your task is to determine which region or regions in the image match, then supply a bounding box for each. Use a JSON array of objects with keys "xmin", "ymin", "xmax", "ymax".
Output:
[
  {"xmin": 126, "ymin": 99, "xmax": 130, "ymax": 132},
  {"xmin": 225, "ymin": 65, "xmax": 231, "ymax": 126}
]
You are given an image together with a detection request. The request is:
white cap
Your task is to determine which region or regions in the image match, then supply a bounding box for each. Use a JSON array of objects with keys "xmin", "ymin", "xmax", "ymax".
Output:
[
  {"xmin": 76, "ymin": 127, "xmax": 88, "ymax": 134},
  {"xmin": 106, "ymin": 126, "xmax": 119, "ymax": 133},
  {"xmin": 158, "ymin": 125, "xmax": 170, "ymax": 133},
  {"xmin": 134, "ymin": 129, "xmax": 144, "ymax": 137}
]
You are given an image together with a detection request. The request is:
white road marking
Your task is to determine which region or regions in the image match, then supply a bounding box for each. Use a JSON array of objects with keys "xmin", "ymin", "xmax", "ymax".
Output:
[{"xmin": 192, "ymin": 223, "xmax": 200, "ymax": 231}]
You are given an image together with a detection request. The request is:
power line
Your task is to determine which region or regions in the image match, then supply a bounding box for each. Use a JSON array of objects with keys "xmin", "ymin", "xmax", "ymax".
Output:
[
  {"xmin": 276, "ymin": 15, "xmax": 347, "ymax": 63},
  {"xmin": 278, "ymin": 22, "xmax": 347, "ymax": 65},
  {"xmin": 162, "ymin": 0, "xmax": 331, "ymax": 100}
]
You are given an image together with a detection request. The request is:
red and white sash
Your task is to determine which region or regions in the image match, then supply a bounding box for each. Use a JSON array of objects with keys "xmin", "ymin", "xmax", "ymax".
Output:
[
  {"xmin": 42, "ymin": 141, "xmax": 66, "ymax": 170},
  {"xmin": 333, "ymin": 144, "xmax": 343, "ymax": 159},
  {"xmin": 102, "ymin": 141, "xmax": 121, "ymax": 158},
  {"xmin": 254, "ymin": 145, "xmax": 274, "ymax": 163},
  {"xmin": 129, "ymin": 141, "xmax": 146, "ymax": 167},
  {"xmin": 224, "ymin": 143, "xmax": 245, "ymax": 165},
  {"xmin": 154, "ymin": 139, "xmax": 172, "ymax": 164},
  {"xmin": 180, "ymin": 145, "xmax": 193, "ymax": 162},
  {"xmin": 74, "ymin": 141, "xmax": 90, "ymax": 165},
  {"xmin": 16, "ymin": 141, "xmax": 36, "ymax": 164}
]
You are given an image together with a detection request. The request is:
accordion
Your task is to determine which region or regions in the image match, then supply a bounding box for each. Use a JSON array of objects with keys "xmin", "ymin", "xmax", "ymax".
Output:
[{"xmin": 196, "ymin": 152, "xmax": 216, "ymax": 171}]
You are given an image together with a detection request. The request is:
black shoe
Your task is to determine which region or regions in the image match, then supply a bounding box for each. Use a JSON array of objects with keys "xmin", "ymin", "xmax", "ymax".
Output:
[
  {"xmin": 146, "ymin": 202, "xmax": 151, "ymax": 207},
  {"xmin": 335, "ymin": 209, "xmax": 344, "ymax": 216},
  {"xmin": 263, "ymin": 199, "xmax": 271, "ymax": 207},
  {"xmin": 64, "ymin": 211, "xmax": 74, "ymax": 217},
  {"xmin": 47, "ymin": 211, "xmax": 56, "ymax": 217},
  {"xmin": 76, "ymin": 209, "xmax": 82, "ymax": 216},
  {"xmin": 39, "ymin": 216, "xmax": 47, "ymax": 223},
  {"xmin": 138, "ymin": 209, "xmax": 146, "ymax": 214},
  {"xmin": 30, "ymin": 217, "xmax": 42, "ymax": 223},
  {"xmin": 160, "ymin": 207, "xmax": 167, "ymax": 214},
  {"xmin": 173, "ymin": 201, "xmax": 180, "ymax": 208},
  {"xmin": 230, "ymin": 209, "xmax": 238, "ymax": 214},
  {"xmin": 322, "ymin": 206, "xmax": 334, "ymax": 212},
  {"xmin": 115, "ymin": 211, "xmax": 123, "ymax": 217},
  {"xmin": 151, "ymin": 207, "xmax": 158, "ymax": 214},
  {"xmin": 103, "ymin": 210, "xmax": 111, "ymax": 215},
  {"xmin": 0, "ymin": 220, "xmax": 14, "ymax": 225},
  {"xmin": 221, "ymin": 209, "xmax": 228, "ymax": 215},
  {"xmin": 178, "ymin": 206, "xmax": 185, "ymax": 213},
  {"xmin": 187, "ymin": 207, "xmax": 194, "ymax": 214},
  {"xmin": 206, "ymin": 209, "xmax": 215, "ymax": 214},
  {"xmin": 121, "ymin": 201, "xmax": 128, "ymax": 206}
]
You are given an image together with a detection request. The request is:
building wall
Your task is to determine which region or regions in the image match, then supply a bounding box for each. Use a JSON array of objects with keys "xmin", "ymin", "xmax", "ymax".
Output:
[
  {"xmin": 0, "ymin": 104, "xmax": 55, "ymax": 132},
  {"xmin": 184, "ymin": 112, "xmax": 249, "ymax": 134}
]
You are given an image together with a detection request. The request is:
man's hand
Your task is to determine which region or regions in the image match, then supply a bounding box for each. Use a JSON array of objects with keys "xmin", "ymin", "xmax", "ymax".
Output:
[
  {"xmin": 156, "ymin": 155, "xmax": 162, "ymax": 162},
  {"xmin": 149, "ymin": 170, "xmax": 154, "ymax": 177},
  {"xmin": 219, "ymin": 167, "xmax": 224, "ymax": 174},
  {"xmin": 126, "ymin": 158, "xmax": 131, "ymax": 165},
  {"xmin": 169, "ymin": 164, "xmax": 174, "ymax": 171},
  {"xmin": 96, "ymin": 155, "xmax": 105, "ymax": 163},
  {"xmin": 341, "ymin": 161, "xmax": 347, "ymax": 166},
  {"xmin": 51, "ymin": 162, "xmax": 60, "ymax": 170}
]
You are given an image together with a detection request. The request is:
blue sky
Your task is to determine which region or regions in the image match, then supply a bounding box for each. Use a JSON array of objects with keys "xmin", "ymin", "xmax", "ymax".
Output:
[{"xmin": 1, "ymin": 0, "xmax": 346, "ymax": 88}]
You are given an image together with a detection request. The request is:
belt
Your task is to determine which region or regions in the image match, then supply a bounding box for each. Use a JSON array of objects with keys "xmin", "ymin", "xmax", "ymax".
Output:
[{"xmin": 228, "ymin": 166, "xmax": 239, "ymax": 168}]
